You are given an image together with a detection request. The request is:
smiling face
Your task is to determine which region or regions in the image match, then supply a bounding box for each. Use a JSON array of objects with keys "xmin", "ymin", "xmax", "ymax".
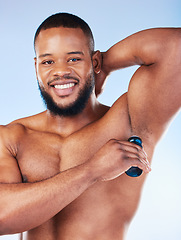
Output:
[{"xmin": 34, "ymin": 27, "xmax": 99, "ymax": 116}]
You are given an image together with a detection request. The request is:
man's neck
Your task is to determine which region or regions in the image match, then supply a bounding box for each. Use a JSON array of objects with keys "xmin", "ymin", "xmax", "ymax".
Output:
[{"xmin": 44, "ymin": 98, "xmax": 109, "ymax": 137}]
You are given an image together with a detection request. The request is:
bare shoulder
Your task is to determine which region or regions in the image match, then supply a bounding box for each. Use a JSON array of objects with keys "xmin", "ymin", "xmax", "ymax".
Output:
[
  {"xmin": 0, "ymin": 111, "xmax": 46, "ymax": 149},
  {"xmin": 80, "ymin": 92, "xmax": 131, "ymax": 141},
  {"xmin": 10, "ymin": 111, "xmax": 46, "ymax": 130},
  {"xmin": 0, "ymin": 112, "xmax": 47, "ymax": 183},
  {"xmin": 0, "ymin": 123, "xmax": 26, "ymax": 142},
  {"xmin": 101, "ymin": 93, "xmax": 132, "ymax": 139}
]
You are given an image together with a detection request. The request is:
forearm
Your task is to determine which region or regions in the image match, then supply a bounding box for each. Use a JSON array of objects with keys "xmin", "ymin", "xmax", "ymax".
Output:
[
  {"xmin": 0, "ymin": 161, "xmax": 96, "ymax": 235},
  {"xmin": 102, "ymin": 28, "xmax": 181, "ymax": 74}
]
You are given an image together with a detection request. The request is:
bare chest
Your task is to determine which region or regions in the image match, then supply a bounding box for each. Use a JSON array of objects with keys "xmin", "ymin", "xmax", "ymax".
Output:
[
  {"xmin": 16, "ymin": 131, "xmax": 63, "ymax": 182},
  {"xmin": 15, "ymin": 126, "xmax": 145, "ymax": 239},
  {"xmin": 16, "ymin": 129, "xmax": 107, "ymax": 182}
]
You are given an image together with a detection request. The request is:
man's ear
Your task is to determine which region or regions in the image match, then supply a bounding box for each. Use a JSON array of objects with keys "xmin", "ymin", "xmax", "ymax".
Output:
[
  {"xmin": 92, "ymin": 51, "xmax": 108, "ymax": 97},
  {"xmin": 92, "ymin": 50, "xmax": 102, "ymax": 74}
]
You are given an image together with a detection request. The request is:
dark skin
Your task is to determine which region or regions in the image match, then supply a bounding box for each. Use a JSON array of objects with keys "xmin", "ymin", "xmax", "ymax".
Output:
[{"xmin": 0, "ymin": 26, "xmax": 180, "ymax": 240}]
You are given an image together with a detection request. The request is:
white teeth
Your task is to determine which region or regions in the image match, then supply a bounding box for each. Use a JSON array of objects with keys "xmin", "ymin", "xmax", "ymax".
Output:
[{"xmin": 54, "ymin": 83, "xmax": 75, "ymax": 89}]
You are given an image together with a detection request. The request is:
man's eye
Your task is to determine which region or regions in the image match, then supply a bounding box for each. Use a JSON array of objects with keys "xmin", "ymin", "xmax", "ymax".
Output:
[
  {"xmin": 68, "ymin": 58, "xmax": 81, "ymax": 62},
  {"xmin": 42, "ymin": 60, "xmax": 54, "ymax": 65}
]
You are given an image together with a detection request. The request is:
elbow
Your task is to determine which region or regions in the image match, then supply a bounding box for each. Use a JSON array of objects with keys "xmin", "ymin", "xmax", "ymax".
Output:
[
  {"xmin": 0, "ymin": 215, "xmax": 9, "ymax": 236},
  {"xmin": 165, "ymin": 29, "xmax": 181, "ymax": 63},
  {"xmin": 153, "ymin": 28, "xmax": 181, "ymax": 64},
  {"xmin": 0, "ymin": 210, "xmax": 18, "ymax": 235},
  {"xmin": 0, "ymin": 213, "xmax": 11, "ymax": 235}
]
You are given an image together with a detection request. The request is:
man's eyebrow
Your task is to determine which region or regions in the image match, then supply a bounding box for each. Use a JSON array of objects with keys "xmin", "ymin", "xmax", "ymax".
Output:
[
  {"xmin": 38, "ymin": 52, "xmax": 84, "ymax": 58},
  {"xmin": 38, "ymin": 53, "xmax": 52, "ymax": 58},
  {"xmin": 67, "ymin": 51, "xmax": 84, "ymax": 55}
]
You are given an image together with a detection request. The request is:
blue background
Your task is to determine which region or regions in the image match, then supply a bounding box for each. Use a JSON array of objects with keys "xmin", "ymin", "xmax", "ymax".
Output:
[{"xmin": 0, "ymin": 0, "xmax": 181, "ymax": 239}]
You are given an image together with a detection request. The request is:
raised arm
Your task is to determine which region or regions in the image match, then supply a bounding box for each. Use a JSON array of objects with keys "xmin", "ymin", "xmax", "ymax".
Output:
[{"xmin": 100, "ymin": 28, "xmax": 181, "ymax": 144}]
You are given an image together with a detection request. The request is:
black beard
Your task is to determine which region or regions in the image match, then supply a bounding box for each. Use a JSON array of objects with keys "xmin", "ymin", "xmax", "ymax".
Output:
[{"xmin": 38, "ymin": 74, "xmax": 95, "ymax": 117}]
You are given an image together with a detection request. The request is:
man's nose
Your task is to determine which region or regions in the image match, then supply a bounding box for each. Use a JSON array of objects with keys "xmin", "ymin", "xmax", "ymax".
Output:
[{"xmin": 52, "ymin": 62, "xmax": 71, "ymax": 77}]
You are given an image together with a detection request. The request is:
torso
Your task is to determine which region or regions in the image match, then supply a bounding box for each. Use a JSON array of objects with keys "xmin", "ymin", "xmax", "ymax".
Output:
[{"xmin": 7, "ymin": 94, "xmax": 154, "ymax": 240}]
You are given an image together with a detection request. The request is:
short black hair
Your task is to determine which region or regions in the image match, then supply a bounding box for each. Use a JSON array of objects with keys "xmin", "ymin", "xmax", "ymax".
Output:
[{"xmin": 34, "ymin": 12, "xmax": 94, "ymax": 54}]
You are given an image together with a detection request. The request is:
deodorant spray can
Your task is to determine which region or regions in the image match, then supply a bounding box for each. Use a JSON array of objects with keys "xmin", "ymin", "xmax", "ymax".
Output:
[{"xmin": 125, "ymin": 136, "xmax": 143, "ymax": 177}]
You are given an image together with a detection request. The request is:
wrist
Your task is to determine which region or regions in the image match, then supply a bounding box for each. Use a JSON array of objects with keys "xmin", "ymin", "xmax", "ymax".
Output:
[
  {"xmin": 78, "ymin": 160, "xmax": 99, "ymax": 185},
  {"xmin": 82, "ymin": 157, "xmax": 103, "ymax": 184}
]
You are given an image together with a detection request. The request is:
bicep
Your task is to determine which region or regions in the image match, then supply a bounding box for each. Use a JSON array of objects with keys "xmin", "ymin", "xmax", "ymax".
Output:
[
  {"xmin": 128, "ymin": 62, "xmax": 181, "ymax": 143},
  {"xmin": 0, "ymin": 127, "xmax": 22, "ymax": 183},
  {"xmin": 0, "ymin": 156, "xmax": 22, "ymax": 184}
]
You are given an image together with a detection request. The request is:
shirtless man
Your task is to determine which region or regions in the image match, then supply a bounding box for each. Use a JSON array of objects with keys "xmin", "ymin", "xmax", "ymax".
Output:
[{"xmin": 0, "ymin": 12, "xmax": 180, "ymax": 240}]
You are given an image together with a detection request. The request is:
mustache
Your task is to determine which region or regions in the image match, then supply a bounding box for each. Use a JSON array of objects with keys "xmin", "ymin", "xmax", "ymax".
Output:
[{"xmin": 48, "ymin": 75, "xmax": 79, "ymax": 85}]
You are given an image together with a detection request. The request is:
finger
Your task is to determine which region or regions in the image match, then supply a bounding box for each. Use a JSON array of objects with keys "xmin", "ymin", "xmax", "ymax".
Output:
[
  {"xmin": 116, "ymin": 140, "xmax": 148, "ymax": 159},
  {"xmin": 125, "ymin": 158, "xmax": 151, "ymax": 173},
  {"xmin": 122, "ymin": 152, "xmax": 151, "ymax": 172},
  {"xmin": 134, "ymin": 158, "xmax": 151, "ymax": 173}
]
